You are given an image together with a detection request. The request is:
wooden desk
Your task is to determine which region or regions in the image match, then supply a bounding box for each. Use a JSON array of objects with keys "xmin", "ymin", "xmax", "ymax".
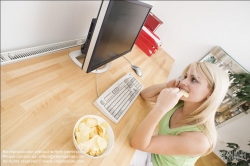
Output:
[{"xmin": 1, "ymin": 46, "xmax": 174, "ymax": 166}]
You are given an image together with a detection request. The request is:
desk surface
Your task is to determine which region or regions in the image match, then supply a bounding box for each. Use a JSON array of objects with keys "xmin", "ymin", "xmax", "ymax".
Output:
[{"xmin": 1, "ymin": 46, "xmax": 174, "ymax": 166}]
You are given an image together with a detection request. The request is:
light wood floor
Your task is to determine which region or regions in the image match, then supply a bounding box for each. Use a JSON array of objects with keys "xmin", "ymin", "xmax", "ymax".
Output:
[{"xmin": 195, "ymin": 152, "xmax": 225, "ymax": 166}]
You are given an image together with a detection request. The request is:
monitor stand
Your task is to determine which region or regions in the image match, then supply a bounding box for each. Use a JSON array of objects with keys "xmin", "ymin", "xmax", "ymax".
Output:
[
  {"xmin": 69, "ymin": 50, "xmax": 110, "ymax": 73},
  {"xmin": 91, "ymin": 63, "xmax": 110, "ymax": 74},
  {"xmin": 69, "ymin": 50, "xmax": 83, "ymax": 68}
]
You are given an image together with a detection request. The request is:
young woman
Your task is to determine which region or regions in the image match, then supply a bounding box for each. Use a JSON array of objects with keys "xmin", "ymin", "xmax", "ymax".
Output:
[{"xmin": 130, "ymin": 62, "xmax": 229, "ymax": 166}]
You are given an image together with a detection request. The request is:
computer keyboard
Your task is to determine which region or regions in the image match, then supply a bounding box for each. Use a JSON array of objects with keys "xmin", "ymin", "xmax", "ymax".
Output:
[{"xmin": 93, "ymin": 73, "xmax": 143, "ymax": 124}]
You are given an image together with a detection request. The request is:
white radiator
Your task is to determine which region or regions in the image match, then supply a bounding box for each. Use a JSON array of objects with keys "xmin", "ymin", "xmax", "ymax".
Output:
[{"xmin": 0, "ymin": 38, "xmax": 85, "ymax": 66}]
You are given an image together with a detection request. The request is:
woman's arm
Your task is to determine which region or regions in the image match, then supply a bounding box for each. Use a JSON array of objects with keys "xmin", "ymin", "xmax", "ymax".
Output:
[
  {"xmin": 131, "ymin": 88, "xmax": 210, "ymax": 156},
  {"xmin": 140, "ymin": 83, "xmax": 167, "ymax": 102},
  {"xmin": 140, "ymin": 78, "xmax": 180, "ymax": 102},
  {"xmin": 131, "ymin": 88, "xmax": 183, "ymax": 150}
]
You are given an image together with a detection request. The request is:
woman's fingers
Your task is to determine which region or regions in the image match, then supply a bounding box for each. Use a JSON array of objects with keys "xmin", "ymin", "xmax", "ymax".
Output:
[
  {"xmin": 174, "ymin": 79, "xmax": 180, "ymax": 87},
  {"xmin": 155, "ymin": 88, "xmax": 183, "ymax": 114},
  {"xmin": 166, "ymin": 78, "xmax": 180, "ymax": 89}
]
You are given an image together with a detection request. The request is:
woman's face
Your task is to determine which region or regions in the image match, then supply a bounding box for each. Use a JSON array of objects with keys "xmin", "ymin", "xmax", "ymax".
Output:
[{"xmin": 178, "ymin": 69, "xmax": 212, "ymax": 103}]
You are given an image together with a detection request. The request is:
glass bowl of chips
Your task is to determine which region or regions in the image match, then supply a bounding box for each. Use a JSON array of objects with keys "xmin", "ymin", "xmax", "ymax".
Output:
[{"xmin": 73, "ymin": 115, "xmax": 114, "ymax": 158}]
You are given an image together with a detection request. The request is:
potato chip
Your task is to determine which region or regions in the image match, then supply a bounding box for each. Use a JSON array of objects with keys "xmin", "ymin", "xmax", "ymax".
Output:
[
  {"xmin": 100, "ymin": 121, "xmax": 109, "ymax": 128},
  {"xmin": 104, "ymin": 133, "xmax": 109, "ymax": 142},
  {"xmin": 79, "ymin": 141, "xmax": 91, "ymax": 153},
  {"xmin": 75, "ymin": 132, "xmax": 88, "ymax": 144},
  {"xmin": 88, "ymin": 135, "xmax": 100, "ymax": 156},
  {"xmin": 97, "ymin": 135, "xmax": 108, "ymax": 153},
  {"xmin": 79, "ymin": 122, "xmax": 90, "ymax": 132},
  {"xmin": 75, "ymin": 122, "xmax": 90, "ymax": 144},
  {"xmin": 180, "ymin": 90, "xmax": 189, "ymax": 97},
  {"xmin": 89, "ymin": 127, "xmax": 98, "ymax": 139},
  {"xmin": 86, "ymin": 118, "xmax": 98, "ymax": 127},
  {"xmin": 96, "ymin": 125, "xmax": 106, "ymax": 137},
  {"xmin": 81, "ymin": 118, "xmax": 88, "ymax": 122}
]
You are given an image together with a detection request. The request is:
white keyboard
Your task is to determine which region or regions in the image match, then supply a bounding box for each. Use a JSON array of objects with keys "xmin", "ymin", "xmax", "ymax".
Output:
[{"xmin": 93, "ymin": 73, "xmax": 143, "ymax": 124}]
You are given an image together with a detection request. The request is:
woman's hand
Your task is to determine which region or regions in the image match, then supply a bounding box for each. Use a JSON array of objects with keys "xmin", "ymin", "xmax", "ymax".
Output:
[
  {"xmin": 140, "ymin": 78, "xmax": 181, "ymax": 103},
  {"xmin": 154, "ymin": 88, "xmax": 184, "ymax": 115},
  {"xmin": 166, "ymin": 78, "xmax": 181, "ymax": 88}
]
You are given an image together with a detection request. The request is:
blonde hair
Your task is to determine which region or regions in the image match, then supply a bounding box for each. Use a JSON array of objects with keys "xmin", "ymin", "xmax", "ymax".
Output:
[{"xmin": 180, "ymin": 62, "xmax": 229, "ymax": 155}]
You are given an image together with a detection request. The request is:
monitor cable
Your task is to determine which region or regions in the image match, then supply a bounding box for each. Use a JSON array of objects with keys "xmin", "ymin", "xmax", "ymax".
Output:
[
  {"xmin": 95, "ymin": 69, "xmax": 100, "ymax": 97},
  {"xmin": 123, "ymin": 56, "xmax": 133, "ymax": 66},
  {"xmin": 123, "ymin": 56, "xmax": 143, "ymax": 77}
]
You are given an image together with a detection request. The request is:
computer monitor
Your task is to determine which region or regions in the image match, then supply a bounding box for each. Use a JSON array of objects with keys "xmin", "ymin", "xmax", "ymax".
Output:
[{"xmin": 69, "ymin": 0, "xmax": 152, "ymax": 73}]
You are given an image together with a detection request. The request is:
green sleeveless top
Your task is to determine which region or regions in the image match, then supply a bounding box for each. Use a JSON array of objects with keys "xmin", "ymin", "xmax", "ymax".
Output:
[{"xmin": 152, "ymin": 102, "xmax": 202, "ymax": 166}]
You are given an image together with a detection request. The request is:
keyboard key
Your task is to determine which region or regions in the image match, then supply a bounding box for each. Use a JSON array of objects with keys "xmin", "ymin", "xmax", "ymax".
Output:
[
  {"xmin": 104, "ymin": 92, "xmax": 113, "ymax": 101},
  {"xmin": 105, "ymin": 88, "xmax": 128, "ymax": 110}
]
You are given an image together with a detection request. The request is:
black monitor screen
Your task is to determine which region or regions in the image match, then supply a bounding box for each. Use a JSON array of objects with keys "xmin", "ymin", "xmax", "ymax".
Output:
[{"xmin": 87, "ymin": 0, "xmax": 151, "ymax": 72}]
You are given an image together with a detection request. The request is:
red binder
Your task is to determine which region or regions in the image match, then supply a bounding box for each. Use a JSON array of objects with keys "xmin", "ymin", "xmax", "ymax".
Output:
[
  {"xmin": 139, "ymin": 28, "xmax": 158, "ymax": 50},
  {"xmin": 135, "ymin": 12, "xmax": 163, "ymax": 57},
  {"xmin": 146, "ymin": 28, "xmax": 161, "ymax": 41},
  {"xmin": 142, "ymin": 26, "xmax": 162, "ymax": 46},
  {"xmin": 137, "ymin": 34, "xmax": 157, "ymax": 54},
  {"xmin": 144, "ymin": 12, "xmax": 163, "ymax": 32},
  {"xmin": 135, "ymin": 37, "xmax": 153, "ymax": 56}
]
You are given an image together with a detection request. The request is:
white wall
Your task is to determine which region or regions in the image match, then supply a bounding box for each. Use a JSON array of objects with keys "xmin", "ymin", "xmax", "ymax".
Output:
[
  {"xmin": 151, "ymin": 1, "xmax": 250, "ymax": 81},
  {"xmin": 1, "ymin": 1, "xmax": 101, "ymax": 52}
]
